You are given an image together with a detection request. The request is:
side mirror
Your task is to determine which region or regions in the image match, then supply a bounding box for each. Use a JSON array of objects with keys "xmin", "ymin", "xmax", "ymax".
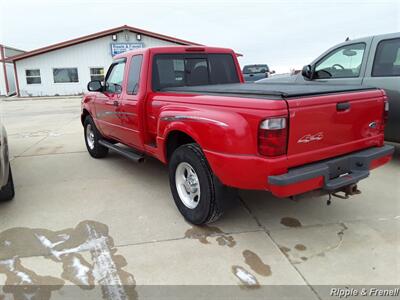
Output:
[
  {"xmin": 301, "ymin": 65, "xmax": 314, "ymax": 80},
  {"xmin": 87, "ymin": 80, "xmax": 103, "ymax": 92}
]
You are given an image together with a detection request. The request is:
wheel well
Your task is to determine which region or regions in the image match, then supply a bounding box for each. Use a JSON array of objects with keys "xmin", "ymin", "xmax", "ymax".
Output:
[
  {"xmin": 81, "ymin": 109, "xmax": 90, "ymax": 125},
  {"xmin": 166, "ymin": 131, "xmax": 196, "ymax": 161}
]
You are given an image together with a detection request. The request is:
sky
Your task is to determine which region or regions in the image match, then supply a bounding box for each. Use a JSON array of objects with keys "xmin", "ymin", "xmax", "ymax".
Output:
[{"xmin": 1, "ymin": 0, "xmax": 399, "ymax": 73}]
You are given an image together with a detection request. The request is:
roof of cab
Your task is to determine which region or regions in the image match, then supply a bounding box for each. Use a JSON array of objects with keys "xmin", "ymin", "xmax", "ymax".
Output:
[{"xmin": 113, "ymin": 45, "xmax": 239, "ymax": 60}]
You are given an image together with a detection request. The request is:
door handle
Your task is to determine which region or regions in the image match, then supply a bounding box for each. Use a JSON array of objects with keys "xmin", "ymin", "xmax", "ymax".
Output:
[
  {"xmin": 113, "ymin": 100, "xmax": 119, "ymax": 107},
  {"xmin": 336, "ymin": 102, "xmax": 350, "ymax": 111}
]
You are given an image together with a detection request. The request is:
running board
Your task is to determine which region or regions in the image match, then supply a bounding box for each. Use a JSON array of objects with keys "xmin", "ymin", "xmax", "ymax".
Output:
[{"xmin": 98, "ymin": 140, "xmax": 145, "ymax": 163}]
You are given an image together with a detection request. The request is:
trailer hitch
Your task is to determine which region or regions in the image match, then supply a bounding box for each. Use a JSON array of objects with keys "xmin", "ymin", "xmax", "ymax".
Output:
[{"xmin": 331, "ymin": 184, "xmax": 361, "ymax": 200}]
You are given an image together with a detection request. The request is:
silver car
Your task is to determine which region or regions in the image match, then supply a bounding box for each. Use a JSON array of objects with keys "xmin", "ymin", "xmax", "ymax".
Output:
[
  {"xmin": 0, "ymin": 123, "xmax": 14, "ymax": 201},
  {"xmin": 258, "ymin": 32, "xmax": 400, "ymax": 143}
]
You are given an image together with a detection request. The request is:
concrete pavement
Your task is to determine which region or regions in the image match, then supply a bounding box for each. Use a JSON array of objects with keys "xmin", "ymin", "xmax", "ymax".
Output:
[{"xmin": 0, "ymin": 97, "xmax": 398, "ymax": 299}]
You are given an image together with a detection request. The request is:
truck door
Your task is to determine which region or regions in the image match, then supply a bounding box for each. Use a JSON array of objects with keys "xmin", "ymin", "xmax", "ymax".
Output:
[
  {"xmin": 95, "ymin": 59, "xmax": 126, "ymax": 139},
  {"xmin": 119, "ymin": 54, "xmax": 144, "ymax": 149},
  {"xmin": 310, "ymin": 42, "xmax": 368, "ymax": 85},
  {"xmin": 362, "ymin": 35, "xmax": 400, "ymax": 143}
]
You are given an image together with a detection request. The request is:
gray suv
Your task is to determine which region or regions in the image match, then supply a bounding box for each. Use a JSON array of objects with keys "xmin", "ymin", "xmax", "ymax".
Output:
[{"xmin": 258, "ymin": 32, "xmax": 400, "ymax": 143}]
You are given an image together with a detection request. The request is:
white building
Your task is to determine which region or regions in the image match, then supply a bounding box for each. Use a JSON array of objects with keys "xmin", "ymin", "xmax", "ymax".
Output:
[
  {"xmin": 0, "ymin": 45, "xmax": 25, "ymax": 96},
  {"xmin": 9, "ymin": 25, "xmax": 201, "ymax": 97}
]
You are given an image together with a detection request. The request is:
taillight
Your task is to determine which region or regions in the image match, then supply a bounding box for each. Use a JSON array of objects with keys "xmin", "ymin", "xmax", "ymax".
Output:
[
  {"xmin": 384, "ymin": 99, "xmax": 389, "ymax": 126},
  {"xmin": 258, "ymin": 117, "xmax": 287, "ymax": 157}
]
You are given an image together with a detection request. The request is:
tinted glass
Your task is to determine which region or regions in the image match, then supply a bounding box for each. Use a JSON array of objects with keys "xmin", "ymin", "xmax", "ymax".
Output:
[
  {"xmin": 26, "ymin": 69, "xmax": 40, "ymax": 77},
  {"xmin": 372, "ymin": 38, "xmax": 400, "ymax": 77},
  {"xmin": 315, "ymin": 43, "xmax": 365, "ymax": 79},
  {"xmin": 53, "ymin": 68, "xmax": 79, "ymax": 83},
  {"xmin": 105, "ymin": 61, "xmax": 125, "ymax": 93},
  {"xmin": 26, "ymin": 77, "xmax": 41, "ymax": 84},
  {"xmin": 25, "ymin": 69, "xmax": 41, "ymax": 84},
  {"xmin": 127, "ymin": 55, "xmax": 143, "ymax": 94},
  {"xmin": 243, "ymin": 65, "xmax": 269, "ymax": 74},
  {"xmin": 152, "ymin": 54, "xmax": 239, "ymax": 90},
  {"xmin": 90, "ymin": 67, "xmax": 105, "ymax": 81}
]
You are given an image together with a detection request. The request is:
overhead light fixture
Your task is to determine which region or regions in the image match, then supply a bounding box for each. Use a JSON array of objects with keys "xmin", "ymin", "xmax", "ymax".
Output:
[
  {"xmin": 136, "ymin": 34, "xmax": 142, "ymax": 41},
  {"xmin": 112, "ymin": 34, "xmax": 117, "ymax": 41}
]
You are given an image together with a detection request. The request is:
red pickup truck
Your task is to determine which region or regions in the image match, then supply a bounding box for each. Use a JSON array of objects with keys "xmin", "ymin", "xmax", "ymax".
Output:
[{"xmin": 81, "ymin": 46, "xmax": 394, "ymax": 224}]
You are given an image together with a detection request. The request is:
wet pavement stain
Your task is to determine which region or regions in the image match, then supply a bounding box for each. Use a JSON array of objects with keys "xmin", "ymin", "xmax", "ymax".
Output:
[
  {"xmin": 0, "ymin": 220, "xmax": 137, "ymax": 300},
  {"xmin": 184, "ymin": 225, "xmax": 236, "ymax": 247},
  {"xmin": 280, "ymin": 217, "xmax": 302, "ymax": 228},
  {"xmin": 231, "ymin": 265, "xmax": 260, "ymax": 289},
  {"xmin": 294, "ymin": 244, "xmax": 307, "ymax": 251},
  {"xmin": 242, "ymin": 250, "xmax": 271, "ymax": 277}
]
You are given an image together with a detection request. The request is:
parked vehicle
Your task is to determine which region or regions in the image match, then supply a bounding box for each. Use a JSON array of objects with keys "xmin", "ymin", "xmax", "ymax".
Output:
[
  {"xmin": 0, "ymin": 122, "xmax": 15, "ymax": 201},
  {"xmin": 257, "ymin": 32, "xmax": 400, "ymax": 143},
  {"xmin": 242, "ymin": 64, "xmax": 271, "ymax": 81},
  {"xmin": 81, "ymin": 46, "xmax": 394, "ymax": 224}
]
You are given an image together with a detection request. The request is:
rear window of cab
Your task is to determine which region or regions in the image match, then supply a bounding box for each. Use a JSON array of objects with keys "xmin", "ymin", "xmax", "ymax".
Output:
[{"xmin": 152, "ymin": 53, "xmax": 240, "ymax": 91}]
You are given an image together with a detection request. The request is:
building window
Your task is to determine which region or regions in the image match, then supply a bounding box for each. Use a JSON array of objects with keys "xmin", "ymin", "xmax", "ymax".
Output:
[
  {"xmin": 53, "ymin": 68, "xmax": 79, "ymax": 83},
  {"xmin": 25, "ymin": 69, "xmax": 41, "ymax": 84},
  {"xmin": 90, "ymin": 67, "xmax": 105, "ymax": 81}
]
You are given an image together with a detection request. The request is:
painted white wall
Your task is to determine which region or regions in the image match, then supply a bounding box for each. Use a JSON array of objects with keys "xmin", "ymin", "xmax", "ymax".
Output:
[{"xmin": 15, "ymin": 31, "xmax": 179, "ymax": 97}]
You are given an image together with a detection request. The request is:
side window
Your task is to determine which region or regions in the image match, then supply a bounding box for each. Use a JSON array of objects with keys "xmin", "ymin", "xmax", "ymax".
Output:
[
  {"xmin": 315, "ymin": 43, "xmax": 366, "ymax": 79},
  {"xmin": 154, "ymin": 56, "xmax": 185, "ymax": 90},
  {"xmin": 105, "ymin": 61, "xmax": 125, "ymax": 93},
  {"xmin": 372, "ymin": 38, "xmax": 400, "ymax": 77},
  {"xmin": 90, "ymin": 67, "xmax": 105, "ymax": 81},
  {"xmin": 127, "ymin": 55, "xmax": 143, "ymax": 95}
]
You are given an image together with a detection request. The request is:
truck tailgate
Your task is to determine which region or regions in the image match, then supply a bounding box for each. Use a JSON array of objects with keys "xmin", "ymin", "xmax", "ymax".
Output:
[{"xmin": 286, "ymin": 89, "xmax": 386, "ymax": 167}]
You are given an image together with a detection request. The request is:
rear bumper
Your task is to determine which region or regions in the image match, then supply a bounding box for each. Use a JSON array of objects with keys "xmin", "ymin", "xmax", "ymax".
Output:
[{"xmin": 268, "ymin": 145, "xmax": 394, "ymax": 197}]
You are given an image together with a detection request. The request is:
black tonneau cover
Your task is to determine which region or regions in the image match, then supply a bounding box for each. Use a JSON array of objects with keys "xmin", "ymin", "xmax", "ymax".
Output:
[{"xmin": 161, "ymin": 83, "xmax": 377, "ymax": 100}]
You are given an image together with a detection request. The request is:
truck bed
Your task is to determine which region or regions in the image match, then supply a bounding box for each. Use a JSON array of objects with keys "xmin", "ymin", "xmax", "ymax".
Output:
[{"xmin": 162, "ymin": 83, "xmax": 377, "ymax": 99}]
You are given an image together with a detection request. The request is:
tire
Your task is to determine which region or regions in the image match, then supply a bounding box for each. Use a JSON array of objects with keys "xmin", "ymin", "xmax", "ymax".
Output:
[
  {"xmin": 0, "ymin": 166, "xmax": 15, "ymax": 202},
  {"xmin": 169, "ymin": 143, "xmax": 229, "ymax": 225},
  {"xmin": 84, "ymin": 116, "xmax": 109, "ymax": 158}
]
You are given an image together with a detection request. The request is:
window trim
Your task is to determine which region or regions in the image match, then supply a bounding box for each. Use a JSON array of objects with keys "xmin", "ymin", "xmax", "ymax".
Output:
[
  {"xmin": 371, "ymin": 37, "xmax": 400, "ymax": 78},
  {"xmin": 25, "ymin": 69, "xmax": 41, "ymax": 85},
  {"xmin": 314, "ymin": 42, "xmax": 367, "ymax": 79},
  {"xmin": 52, "ymin": 67, "xmax": 79, "ymax": 84},
  {"xmin": 89, "ymin": 67, "xmax": 105, "ymax": 82}
]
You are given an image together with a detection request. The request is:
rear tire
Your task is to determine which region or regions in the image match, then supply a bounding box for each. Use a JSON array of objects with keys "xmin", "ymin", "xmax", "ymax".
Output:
[
  {"xmin": 169, "ymin": 143, "xmax": 229, "ymax": 225},
  {"xmin": 0, "ymin": 166, "xmax": 15, "ymax": 202},
  {"xmin": 84, "ymin": 116, "xmax": 109, "ymax": 158}
]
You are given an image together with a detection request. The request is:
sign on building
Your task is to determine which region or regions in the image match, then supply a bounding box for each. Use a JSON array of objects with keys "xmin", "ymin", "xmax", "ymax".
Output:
[{"xmin": 110, "ymin": 43, "xmax": 144, "ymax": 56}]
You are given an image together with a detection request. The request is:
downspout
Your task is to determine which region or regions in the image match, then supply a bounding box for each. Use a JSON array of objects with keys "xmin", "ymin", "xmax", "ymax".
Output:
[
  {"xmin": 0, "ymin": 44, "xmax": 10, "ymax": 95},
  {"xmin": 13, "ymin": 61, "xmax": 20, "ymax": 97}
]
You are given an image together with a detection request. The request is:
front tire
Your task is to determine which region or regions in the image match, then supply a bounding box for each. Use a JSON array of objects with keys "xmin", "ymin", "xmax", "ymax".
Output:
[
  {"xmin": 84, "ymin": 116, "xmax": 109, "ymax": 158},
  {"xmin": 169, "ymin": 143, "xmax": 227, "ymax": 225},
  {"xmin": 0, "ymin": 166, "xmax": 15, "ymax": 202}
]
